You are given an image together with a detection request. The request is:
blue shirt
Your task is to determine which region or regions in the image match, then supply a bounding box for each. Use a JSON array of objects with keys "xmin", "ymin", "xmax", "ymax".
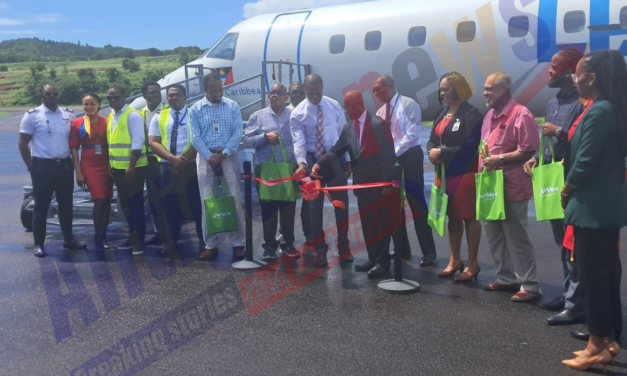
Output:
[
  {"xmin": 538, "ymin": 87, "xmax": 584, "ymax": 163},
  {"xmin": 243, "ymin": 106, "xmax": 295, "ymax": 165},
  {"xmin": 189, "ymin": 96, "xmax": 243, "ymax": 160}
]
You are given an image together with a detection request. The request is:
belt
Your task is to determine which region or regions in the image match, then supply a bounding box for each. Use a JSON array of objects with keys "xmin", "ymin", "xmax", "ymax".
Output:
[
  {"xmin": 210, "ymin": 148, "xmax": 223, "ymax": 154},
  {"xmin": 32, "ymin": 157, "xmax": 71, "ymax": 164},
  {"xmin": 81, "ymin": 144, "xmax": 108, "ymax": 150}
]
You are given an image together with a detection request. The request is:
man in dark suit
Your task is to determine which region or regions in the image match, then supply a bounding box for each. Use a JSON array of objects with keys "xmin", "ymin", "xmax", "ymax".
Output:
[{"xmin": 313, "ymin": 91, "xmax": 397, "ymax": 278}]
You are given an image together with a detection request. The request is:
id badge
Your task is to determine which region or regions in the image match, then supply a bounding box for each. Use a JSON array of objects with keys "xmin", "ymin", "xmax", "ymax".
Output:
[
  {"xmin": 94, "ymin": 144, "xmax": 102, "ymax": 155},
  {"xmin": 452, "ymin": 120, "xmax": 461, "ymax": 132},
  {"xmin": 213, "ymin": 119, "xmax": 219, "ymax": 133}
]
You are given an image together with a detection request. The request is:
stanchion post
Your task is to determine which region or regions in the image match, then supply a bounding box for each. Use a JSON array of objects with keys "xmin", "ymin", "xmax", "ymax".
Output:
[
  {"xmin": 232, "ymin": 161, "xmax": 267, "ymax": 270},
  {"xmin": 377, "ymin": 163, "xmax": 420, "ymax": 294}
]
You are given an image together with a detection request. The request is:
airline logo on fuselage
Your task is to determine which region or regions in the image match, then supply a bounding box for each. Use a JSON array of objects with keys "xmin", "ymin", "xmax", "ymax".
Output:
[{"xmin": 224, "ymin": 87, "xmax": 262, "ymax": 96}]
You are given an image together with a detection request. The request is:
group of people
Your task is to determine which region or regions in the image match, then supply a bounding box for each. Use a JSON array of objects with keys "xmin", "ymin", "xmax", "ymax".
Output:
[{"xmin": 18, "ymin": 48, "xmax": 627, "ymax": 372}]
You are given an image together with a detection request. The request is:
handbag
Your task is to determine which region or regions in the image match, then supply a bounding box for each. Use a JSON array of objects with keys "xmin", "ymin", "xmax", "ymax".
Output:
[
  {"xmin": 204, "ymin": 176, "xmax": 238, "ymax": 234},
  {"xmin": 475, "ymin": 141, "xmax": 506, "ymax": 220},
  {"xmin": 428, "ymin": 164, "xmax": 448, "ymax": 237},
  {"xmin": 259, "ymin": 137, "xmax": 300, "ymax": 201},
  {"xmin": 532, "ymin": 136, "xmax": 564, "ymax": 221}
]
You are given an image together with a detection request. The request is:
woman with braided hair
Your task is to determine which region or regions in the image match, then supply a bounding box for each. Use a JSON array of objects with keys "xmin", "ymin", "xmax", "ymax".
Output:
[{"xmin": 561, "ymin": 50, "xmax": 627, "ymax": 371}]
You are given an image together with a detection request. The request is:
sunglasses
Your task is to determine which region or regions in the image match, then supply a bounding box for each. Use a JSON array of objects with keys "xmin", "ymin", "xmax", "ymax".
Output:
[
  {"xmin": 107, "ymin": 95, "xmax": 121, "ymax": 101},
  {"xmin": 44, "ymin": 92, "xmax": 59, "ymax": 97},
  {"xmin": 269, "ymin": 91, "xmax": 286, "ymax": 97}
]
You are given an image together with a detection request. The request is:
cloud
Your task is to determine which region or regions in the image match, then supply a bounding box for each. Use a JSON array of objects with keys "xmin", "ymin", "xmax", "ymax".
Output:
[
  {"xmin": 243, "ymin": 0, "xmax": 373, "ymax": 19},
  {"xmin": 0, "ymin": 14, "xmax": 65, "ymax": 26}
]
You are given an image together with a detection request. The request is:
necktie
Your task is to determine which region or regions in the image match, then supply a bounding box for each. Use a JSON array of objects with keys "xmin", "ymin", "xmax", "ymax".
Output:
[
  {"xmin": 315, "ymin": 105, "xmax": 325, "ymax": 159},
  {"xmin": 386, "ymin": 103, "xmax": 393, "ymax": 125},
  {"xmin": 170, "ymin": 111, "xmax": 180, "ymax": 157},
  {"xmin": 354, "ymin": 119, "xmax": 361, "ymax": 149}
]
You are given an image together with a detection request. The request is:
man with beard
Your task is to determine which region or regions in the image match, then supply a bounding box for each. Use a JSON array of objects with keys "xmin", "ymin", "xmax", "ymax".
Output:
[{"xmin": 524, "ymin": 48, "xmax": 585, "ymax": 323}]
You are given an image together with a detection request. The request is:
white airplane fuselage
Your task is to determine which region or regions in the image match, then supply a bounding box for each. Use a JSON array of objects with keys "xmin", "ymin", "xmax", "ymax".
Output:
[{"xmin": 132, "ymin": 0, "xmax": 627, "ymax": 120}]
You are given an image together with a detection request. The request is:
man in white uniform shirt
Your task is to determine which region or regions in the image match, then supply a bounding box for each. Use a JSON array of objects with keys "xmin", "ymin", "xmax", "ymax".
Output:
[
  {"xmin": 373, "ymin": 75, "xmax": 437, "ymax": 266},
  {"xmin": 149, "ymin": 84, "xmax": 203, "ymax": 257},
  {"xmin": 292, "ymin": 74, "xmax": 352, "ymax": 266},
  {"xmin": 18, "ymin": 83, "xmax": 84, "ymax": 257}
]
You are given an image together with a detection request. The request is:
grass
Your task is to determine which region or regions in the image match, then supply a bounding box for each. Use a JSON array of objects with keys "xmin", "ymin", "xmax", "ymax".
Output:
[
  {"xmin": 0, "ymin": 56, "xmax": 182, "ymax": 106},
  {"xmin": 0, "ymin": 111, "xmax": 10, "ymax": 116}
]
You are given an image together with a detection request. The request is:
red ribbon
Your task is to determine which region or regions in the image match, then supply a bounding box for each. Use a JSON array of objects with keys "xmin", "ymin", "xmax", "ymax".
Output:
[{"xmin": 243, "ymin": 170, "xmax": 306, "ymax": 187}]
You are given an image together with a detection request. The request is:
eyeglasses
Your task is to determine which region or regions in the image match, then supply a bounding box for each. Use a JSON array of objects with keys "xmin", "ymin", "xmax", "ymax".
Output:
[
  {"xmin": 106, "ymin": 95, "xmax": 121, "ymax": 101},
  {"xmin": 269, "ymin": 91, "xmax": 286, "ymax": 97},
  {"xmin": 569, "ymin": 73, "xmax": 587, "ymax": 84},
  {"xmin": 44, "ymin": 92, "xmax": 59, "ymax": 97}
]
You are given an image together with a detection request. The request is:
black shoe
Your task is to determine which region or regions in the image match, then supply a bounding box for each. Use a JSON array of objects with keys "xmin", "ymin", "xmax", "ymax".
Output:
[
  {"xmin": 570, "ymin": 329, "xmax": 589, "ymax": 342},
  {"xmin": 262, "ymin": 250, "xmax": 277, "ymax": 261},
  {"xmin": 547, "ymin": 309, "xmax": 585, "ymax": 326},
  {"xmin": 420, "ymin": 254, "xmax": 436, "ymax": 266},
  {"xmin": 63, "ymin": 238, "xmax": 85, "ymax": 251},
  {"xmin": 161, "ymin": 244, "xmax": 177, "ymax": 255},
  {"xmin": 367, "ymin": 264, "xmax": 391, "ymax": 279},
  {"xmin": 94, "ymin": 238, "xmax": 105, "ymax": 252},
  {"xmin": 34, "ymin": 245, "xmax": 46, "ymax": 258},
  {"xmin": 145, "ymin": 236, "xmax": 160, "ymax": 246},
  {"xmin": 539, "ymin": 296, "xmax": 566, "ymax": 312},
  {"xmin": 355, "ymin": 260, "xmax": 375, "ymax": 272}
]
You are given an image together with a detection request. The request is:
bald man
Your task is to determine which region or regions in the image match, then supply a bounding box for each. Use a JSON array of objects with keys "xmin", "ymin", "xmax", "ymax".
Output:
[
  {"xmin": 524, "ymin": 48, "xmax": 585, "ymax": 323},
  {"xmin": 291, "ymin": 74, "xmax": 351, "ymax": 266},
  {"xmin": 314, "ymin": 91, "xmax": 396, "ymax": 277}
]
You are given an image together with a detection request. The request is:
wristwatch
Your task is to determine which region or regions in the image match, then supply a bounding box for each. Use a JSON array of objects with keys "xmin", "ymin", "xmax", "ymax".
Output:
[
  {"xmin": 222, "ymin": 151, "xmax": 228, "ymax": 157},
  {"xmin": 498, "ymin": 154, "xmax": 505, "ymax": 166},
  {"xmin": 556, "ymin": 128, "xmax": 563, "ymax": 138}
]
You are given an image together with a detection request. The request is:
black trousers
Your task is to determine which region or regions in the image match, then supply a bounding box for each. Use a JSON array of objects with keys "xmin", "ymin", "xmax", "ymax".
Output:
[
  {"xmin": 113, "ymin": 167, "xmax": 147, "ymax": 247},
  {"xmin": 306, "ymin": 152, "xmax": 350, "ymax": 255},
  {"xmin": 159, "ymin": 162, "xmax": 203, "ymax": 247},
  {"xmin": 300, "ymin": 199, "xmax": 311, "ymax": 240},
  {"xmin": 146, "ymin": 156, "xmax": 167, "ymax": 244},
  {"xmin": 31, "ymin": 157, "xmax": 74, "ymax": 247},
  {"xmin": 357, "ymin": 187, "xmax": 393, "ymax": 268},
  {"xmin": 255, "ymin": 165, "xmax": 296, "ymax": 252},
  {"xmin": 575, "ymin": 227, "xmax": 622, "ymax": 337},
  {"xmin": 396, "ymin": 146, "xmax": 436, "ymax": 257}
]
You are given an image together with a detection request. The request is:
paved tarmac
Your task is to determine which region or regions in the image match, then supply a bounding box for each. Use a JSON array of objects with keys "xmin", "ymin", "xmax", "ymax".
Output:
[{"xmin": 1, "ymin": 111, "xmax": 627, "ymax": 376}]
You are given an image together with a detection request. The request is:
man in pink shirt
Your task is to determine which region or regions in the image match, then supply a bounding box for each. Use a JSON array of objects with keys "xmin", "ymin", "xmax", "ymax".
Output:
[{"xmin": 479, "ymin": 72, "xmax": 541, "ymax": 302}]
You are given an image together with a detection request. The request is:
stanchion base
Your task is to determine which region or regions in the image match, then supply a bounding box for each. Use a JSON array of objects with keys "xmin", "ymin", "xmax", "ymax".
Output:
[
  {"xmin": 377, "ymin": 279, "xmax": 420, "ymax": 295},
  {"xmin": 232, "ymin": 259, "xmax": 267, "ymax": 270}
]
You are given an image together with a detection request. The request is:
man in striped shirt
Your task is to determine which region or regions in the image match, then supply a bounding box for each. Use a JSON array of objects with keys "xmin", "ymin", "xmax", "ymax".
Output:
[{"xmin": 190, "ymin": 74, "xmax": 245, "ymax": 259}]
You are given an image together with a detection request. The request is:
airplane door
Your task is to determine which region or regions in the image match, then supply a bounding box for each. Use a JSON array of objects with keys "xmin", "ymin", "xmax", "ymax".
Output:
[{"xmin": 263, "ymin": 11, "xmax": 312, "ymax": 90}]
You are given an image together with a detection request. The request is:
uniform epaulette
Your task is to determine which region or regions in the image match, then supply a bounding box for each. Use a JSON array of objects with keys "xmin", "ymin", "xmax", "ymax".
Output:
[
  {"xmin": 27, "ymin": 108, "xmax": 36, "ymax": 113},
  {"xmin": 61, "ymin": 107, "xmax": 74, "ymax": 113}
]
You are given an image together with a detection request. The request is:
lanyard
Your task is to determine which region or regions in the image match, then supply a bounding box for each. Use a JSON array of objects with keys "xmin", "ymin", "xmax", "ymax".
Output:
[{"xmin": 170, "ymin": 109, "xmax": 187, "ymax": 125}]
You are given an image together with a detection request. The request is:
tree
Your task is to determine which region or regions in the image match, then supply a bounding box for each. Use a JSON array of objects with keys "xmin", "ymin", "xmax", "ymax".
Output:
[
  {"xmin": 142, "ymin": 68, "xmax": 165, "ymax": 83},
  {"xmin": 122, "ymin": 58, "xmax": 140, "ymax": 72},
  {"xmin": 0, "ymin": 65, "xmax": 7, "ymax": 72},
  {"xmin": 179, "ymin": 51, "xmax": 193, "ymax": 66},
  {"xmin": 77, "ymin": 68, "xmax": 96, "ymax": 92},
  {"xmin": 106, "ymin": 68, "xmax": 120, "ymax": 83},
  {"xmin": 56, "ymin": 75, "xmax": 83, "ymax": 104},
  {"xmin": 49, "ymin": 68, "xmax": 56, "ymax": 79}
]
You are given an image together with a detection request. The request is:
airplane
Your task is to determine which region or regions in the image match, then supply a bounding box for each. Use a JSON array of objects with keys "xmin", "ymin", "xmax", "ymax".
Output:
[{"xmin": 130, "ymin": 0, "xmax": 627, "ymax": 121}]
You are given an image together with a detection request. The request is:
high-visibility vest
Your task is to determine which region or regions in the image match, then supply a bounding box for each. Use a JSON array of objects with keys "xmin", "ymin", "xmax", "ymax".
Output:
[
  {"xmin": 156, "ymin": 108, "xmax": 192, "ymax": 162},
  {"xmin": 140, "ymin": 104, "xmax": 169, "ymax": 158},
  {"xmin": 107, "ymin": 107, "xmax": 148, "ymax": 169}
]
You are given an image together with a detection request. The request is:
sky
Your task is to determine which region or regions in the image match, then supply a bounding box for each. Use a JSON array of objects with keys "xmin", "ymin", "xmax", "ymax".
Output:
[{"xmin": 0, "ymin": 0, "xmax": 371, "ymax": 51}]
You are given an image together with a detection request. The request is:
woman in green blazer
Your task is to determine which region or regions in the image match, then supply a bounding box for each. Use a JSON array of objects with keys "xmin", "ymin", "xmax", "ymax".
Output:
[{"xmin": 561, "ymin": 50, "xmax": 627, "ymax": 372}]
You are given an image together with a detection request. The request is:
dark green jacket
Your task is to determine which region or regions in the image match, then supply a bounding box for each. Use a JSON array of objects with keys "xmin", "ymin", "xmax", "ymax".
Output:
[{"xmin": 564, "ymin": 96, "xmax": 627, "ymax": 228}]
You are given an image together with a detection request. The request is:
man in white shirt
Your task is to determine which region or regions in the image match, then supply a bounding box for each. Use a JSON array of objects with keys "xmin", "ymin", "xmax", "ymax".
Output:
[
  {"xmin": 18, "ymin": 83, "xmax": 84, "ymax": 257},
  {"xmin": 373, "ymin": 75, "xmax": 437, "ymax": 266},
  {"xmin": 149, "ymin": 84, "xmax": 203, "ymax": 257},
  {"xmin": 107, "ymin": 86, "xmax": 148, "ymax": 255},
  {"xmin": 292, "ymin": 74, "xmax": 352, "ymax": 266},
  {"xmin": 139, "ymin": 81, "xmax": 168, "ymax": 247}
]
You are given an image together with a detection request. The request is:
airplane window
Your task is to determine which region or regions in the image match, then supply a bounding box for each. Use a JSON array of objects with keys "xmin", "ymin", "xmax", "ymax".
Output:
[
  {"xmin": 205, "ymin": 33, "xmax": 239, "ymax": 60},
  {"xmin": 365, "ymin": 31, "xmax": 382, "ymax": 51},
  {"xmin": 457, "ymin": 21, "xmax": 476, "ymax": 42},
  {"xmin": 564, "ymin": 11, "xmax": 586, "ymax": 33},
  {"xmin": 408, "ymin": 27, "xmax": 426, "ymax": 47},
  {"xmin": 329, "ymin": 35, "xmax": 345, "ymax": 54},
  {"xmin": 621, "ymin": 6, "xmax": 627, "ymax": 29},
  {"xmin": 508, "ymin": 16, "xmax": 529, "ymax": 38}
]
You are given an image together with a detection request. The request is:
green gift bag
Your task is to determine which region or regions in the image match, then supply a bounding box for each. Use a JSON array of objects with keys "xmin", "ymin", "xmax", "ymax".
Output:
[
  {"xmin": 259, "ymin": 138, "xmax": 300, "ymax": 202},
  {"xmin": 475, "ymin": 141, "xmax": 506, "ymax": 221},
  {"xmin": 428, "ymin": 164, "xmax": 448, "ymax": 237},
  {"xmin": 204, "ymin": 176, "xmax": 239, "ymax": 234},
  {"xmin": 532, "ymin": 136, "xmax": 564, "ymax": 221}
]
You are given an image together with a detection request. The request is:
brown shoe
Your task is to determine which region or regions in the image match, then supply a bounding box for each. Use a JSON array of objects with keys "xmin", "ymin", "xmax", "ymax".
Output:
[
  {"xmin": 233, "ymin": 246, "xmax": 246, "ymax": 258},
  {"xmin": 511, "ymin": 290, "xmax": 541, "ymax": 302},
  {"xmin": 484, "ymin": 281, "xmax": 520, "ymax": 291},
  {"xmin": 199, "ymin": 247, "xmax": 219, "ymax": 259}
]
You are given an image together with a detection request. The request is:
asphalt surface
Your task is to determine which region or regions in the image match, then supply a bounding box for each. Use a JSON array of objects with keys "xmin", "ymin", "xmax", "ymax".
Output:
[{"xmin": 1, "ymin": 111, "xmax": 627, "ymax": 376}]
